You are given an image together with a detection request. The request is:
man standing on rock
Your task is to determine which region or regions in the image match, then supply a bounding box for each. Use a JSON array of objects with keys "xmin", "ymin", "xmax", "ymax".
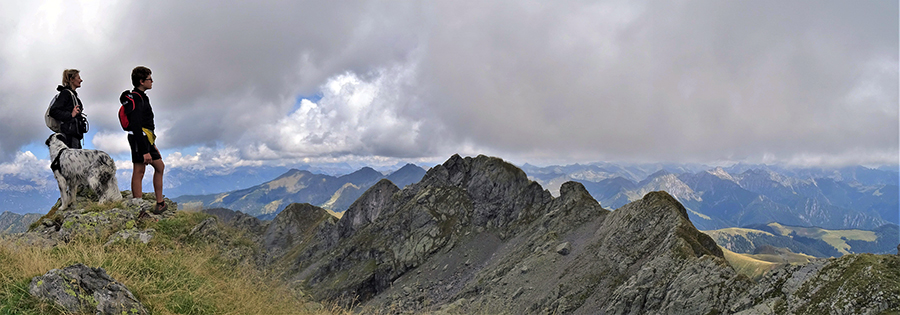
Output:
[{"xmin": 120, "ymin": 66, "xmax": 166, "ymax": 217}]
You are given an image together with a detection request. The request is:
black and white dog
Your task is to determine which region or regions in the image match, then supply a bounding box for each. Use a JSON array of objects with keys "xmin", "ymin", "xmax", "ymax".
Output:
[{"xmin": 45, "ymin": 133, "xmax": 122, "ymax": 210}]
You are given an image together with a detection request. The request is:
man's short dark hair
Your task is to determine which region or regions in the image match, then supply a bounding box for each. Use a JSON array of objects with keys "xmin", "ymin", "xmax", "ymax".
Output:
[{"xmin": 131, "ymin": 66, "xmax": 152, "ymax": 88}]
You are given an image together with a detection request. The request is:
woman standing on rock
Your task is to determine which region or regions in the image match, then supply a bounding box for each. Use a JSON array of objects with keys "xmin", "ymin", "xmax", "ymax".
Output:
[{"xmin": 48, "ymin": 69, "xmax": 87, "ymax": 148}]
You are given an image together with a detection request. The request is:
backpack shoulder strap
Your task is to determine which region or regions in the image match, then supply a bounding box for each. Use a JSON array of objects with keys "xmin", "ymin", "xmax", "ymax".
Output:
[{"xmin": 69, "ymin": 90, "xmax": 78, "ymax": 107}]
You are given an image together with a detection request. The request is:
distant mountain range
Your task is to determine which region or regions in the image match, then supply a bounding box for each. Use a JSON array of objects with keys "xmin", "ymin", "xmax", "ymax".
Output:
[
  {"xmin": 522, "ymin": 164, "xmax": 898, "ymax": 230},
  {"xmin": 705, "ymin": 222, "xmax": 899, "ymax": 258},
  {"xmin": 0, "ymin": 160, "xmax": 423, "ymax": 215},
  {"xmin": 0, "ymin": 211, "xmax": 42, "ymax": 234},
  {"xmin": 174, "ymin": 163, "xmax": 427, "ymax": 219},
  {"xmin": 0, "ymin": 165, "xmax": 294, "ymax": 215},
  {"xmin": 2, "ymin": 157, "xmax": 895, "ymax": 233}
]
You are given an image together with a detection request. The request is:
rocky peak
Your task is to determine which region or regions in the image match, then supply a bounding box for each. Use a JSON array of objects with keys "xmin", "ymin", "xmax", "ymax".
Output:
[
  {"xmin": 405, "ymin": 154, "xmax": 548, "ymax": 231},
  {"xmin": 420, "ymin": 154, "xmax": 529, "ymax": 192},
  {"xmin": 541, "ymin": 181, "xmax": 606, "ymax": 229},
  {"xmin": 337, "ymin": 179, "xmax": 399, "ymax": 238},
  {"xmin": 263, "ymin": 203, "xmax": 338, "ymax": 261},
  {"xmin": 638, "ymin": 169, "xmax": 671, "ymax": 186},
  {"xmin": 602, "ymin": 191, "xmax": 723, "ymax": 261},
  {"xmin": 559, "ymin": 180, "xmax": 593, "ymax": 199},
  {"xmin": 708, "ymin": 166, "xmax": 736, "ymax": 182}
]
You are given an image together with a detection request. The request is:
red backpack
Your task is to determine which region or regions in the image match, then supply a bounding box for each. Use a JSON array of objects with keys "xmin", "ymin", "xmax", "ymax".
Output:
[{"xmin": 118, "ymin": 91, "xmax": 141, "ymax": 131}]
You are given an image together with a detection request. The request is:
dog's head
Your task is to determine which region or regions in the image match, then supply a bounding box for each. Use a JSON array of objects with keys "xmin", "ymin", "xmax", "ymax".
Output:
[
  {"xmin": 45, "ymin": 133, "xmax": 66, "ymax": 147},
  {"xmin": 45, "ymin": 133, "xmax": 70, "ymax": 155}
]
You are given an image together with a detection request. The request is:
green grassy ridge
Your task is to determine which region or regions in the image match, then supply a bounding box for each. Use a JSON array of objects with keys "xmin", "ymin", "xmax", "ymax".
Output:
[
  {"xmin": 1, "ymin": 210, "xmax": 344, "ymax": 315},
  {"xmin": 706, "ymin": 222, "xmax": 898, "ymax": 258}
]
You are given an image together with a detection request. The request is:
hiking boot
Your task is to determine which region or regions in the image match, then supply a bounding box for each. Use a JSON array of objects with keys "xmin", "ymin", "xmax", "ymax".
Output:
[
  {"xmin": 137, "ymin": 210, "xmax": 152, "ymax": 220},
  {"xmin": 153, "ymin": 202, "xmax": 168, "ymax": 215}
]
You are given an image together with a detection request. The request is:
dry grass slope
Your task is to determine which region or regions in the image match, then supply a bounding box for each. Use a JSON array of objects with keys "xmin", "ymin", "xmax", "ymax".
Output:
[
  {"xmin": 720, "ymin": 247, "xmax": 780, "ymax": 280},
  {"xmin": 767, "ymin": 222, "xmax": 878, "ymax": 255},
  {"xmin": 0, "ymin": 211, "xmax": 350, "ymax": 315}
]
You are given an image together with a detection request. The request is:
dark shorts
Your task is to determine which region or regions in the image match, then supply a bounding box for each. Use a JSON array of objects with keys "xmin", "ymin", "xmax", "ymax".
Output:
[{"xmin": 127, "ymin": 133, "xmax": 162, "ymax": 163}]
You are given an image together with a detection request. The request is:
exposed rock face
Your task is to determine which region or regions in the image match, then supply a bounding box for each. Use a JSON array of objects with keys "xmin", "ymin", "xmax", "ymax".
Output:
[
  {"xmin": 256, "ymin": 154, "xmax": 744, "ymax": 313},
  {"xmin": 29, "ymin": 263, "xmax": 147, "ymax": 315},
  {"xmin": 262, "ymin": 203, "xmax": 339, "ymax": 263},
  {"xmin": 268, "ymin": 156, "xmax": 746, "ymax": 313},
  {"xmin": 251, "ymin": 154, "xmax": 900, "ymax": 314},
  {"xmin": 273, "ymin": 155, "xmax": 558, "ymax": 305},
  {"xmin": 337, "ymin": 179, "xmax": 399, "ymax": 238}
]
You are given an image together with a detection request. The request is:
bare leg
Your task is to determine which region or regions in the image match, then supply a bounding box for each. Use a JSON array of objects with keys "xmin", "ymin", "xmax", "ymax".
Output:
[
  {"xmin": 132, "ymin": 163, "xmax": 145, "ymax": 199},
  {"xmin": 149, "ymin": 159, "xmax": 165, "ymax": 203}
]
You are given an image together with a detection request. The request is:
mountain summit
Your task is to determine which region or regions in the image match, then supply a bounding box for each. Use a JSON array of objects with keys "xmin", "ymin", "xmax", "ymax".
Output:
[{"xmin": 233, "ymin": 154, "xmax": 899, "ymax": 313}]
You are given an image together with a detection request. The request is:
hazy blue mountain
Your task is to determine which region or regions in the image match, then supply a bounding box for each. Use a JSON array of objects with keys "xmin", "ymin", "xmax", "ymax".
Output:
[
  {"xmin": 0, "ymin": 164, "xmax": 292, "ymax": 215},
  {"xmin": 386, "ymin": 163, "xmax": 429, "ymax": 189},
  {"xmin": 174, "ymin": 164, "xmax": 428, "ymax": 219},
  {"xmin": 535, "ymin": 164, "xmax": 898, "ymax": 230},
  {"xmin": 0, "ymin": 171, "xmax": 58, "ymax": 214},
  {"xmin": 163, "ymin": 166, "xmax": 291, "ymax": 197},
  {"xmin": 0, "ymin": 211, "xmax": 42, "ymax": 234}
]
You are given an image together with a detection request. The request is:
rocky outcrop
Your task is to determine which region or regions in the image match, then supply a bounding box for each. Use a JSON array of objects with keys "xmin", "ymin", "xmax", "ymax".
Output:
[
  {"xmin": 12, "ymin": 193, "xmax": 175, "ymax": 248},
  {"xmin": 29, "ymin": 263, "xmax": 147, "ymax": 315},
  {"xmin": 730, "ymin": 254, "xmax": 900, "ymax": 314},
  {"xmin": 9, "ymin": 193, "xmax": 175, "ymax": 314}
]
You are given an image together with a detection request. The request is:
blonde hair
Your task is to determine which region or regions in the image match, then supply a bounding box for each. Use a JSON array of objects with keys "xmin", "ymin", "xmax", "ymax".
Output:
[{"xmin": 61, "ymin": 69, "xmax": 80, "ymax": 87}]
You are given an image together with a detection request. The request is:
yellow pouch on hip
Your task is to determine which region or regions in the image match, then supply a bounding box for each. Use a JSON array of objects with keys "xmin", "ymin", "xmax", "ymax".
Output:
[{"xmin": 142, "ymin": 128, "xmax": 156, "ymax": 145}]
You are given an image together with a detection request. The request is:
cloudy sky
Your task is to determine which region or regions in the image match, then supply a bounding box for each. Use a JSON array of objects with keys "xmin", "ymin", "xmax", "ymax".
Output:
[{"xmin": 0, "ymin": 1, "xmax": 897, "ymax": 176}]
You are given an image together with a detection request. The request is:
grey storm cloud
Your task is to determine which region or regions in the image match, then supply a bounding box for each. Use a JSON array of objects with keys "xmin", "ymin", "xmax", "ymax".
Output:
[
  {"xmin": 0, "ymin": 0, "xmax": 896, "ymax": 167},
  {"xmin": 421, "ymin": 1, "xmax": 898, "ymax": 164}
]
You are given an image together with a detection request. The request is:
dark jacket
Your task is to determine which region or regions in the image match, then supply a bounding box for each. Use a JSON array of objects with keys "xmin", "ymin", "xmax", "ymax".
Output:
[
  {"xmin": 119, "ymin": 89, "xmax": 155, "ymax": 154},
  {"xmin": 48, "ymin": 85, "xmax": 84, "ymax": 139}
]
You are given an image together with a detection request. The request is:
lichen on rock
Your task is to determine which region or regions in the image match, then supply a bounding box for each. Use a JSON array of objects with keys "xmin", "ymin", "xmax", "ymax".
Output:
[{"xmin": 29, "ymin": 263, "xmax": 147, "ymax": 315}]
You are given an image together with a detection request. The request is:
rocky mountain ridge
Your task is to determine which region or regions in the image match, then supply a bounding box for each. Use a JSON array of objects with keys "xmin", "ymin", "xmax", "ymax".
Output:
[
  {"xmin": 222, "ymin": 154, "xmax": 899, "ymax": 314},
  {"xmin": 5, "ymin": 154, "xmax": 899, "ymax": 314}
]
